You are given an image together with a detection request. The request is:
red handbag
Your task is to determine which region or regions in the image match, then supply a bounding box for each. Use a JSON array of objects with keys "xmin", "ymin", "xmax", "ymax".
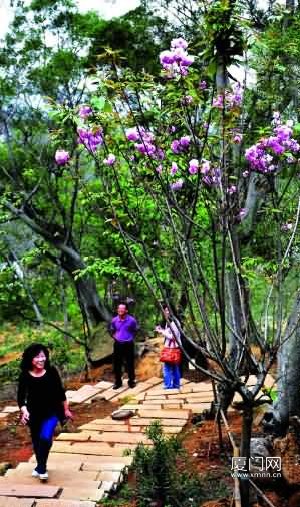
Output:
[{"xmin": 160, "ymin": 347, "xmax": 182, "ymax": 365}]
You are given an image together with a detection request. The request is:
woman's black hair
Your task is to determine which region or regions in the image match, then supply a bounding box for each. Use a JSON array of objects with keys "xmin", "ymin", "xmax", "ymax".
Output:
[
  {"xmin": 160, "ymin": 302, "xmax": 179, "ymax": 328},
  {"xmin": 20, "ymin": 343, "xmax": 50, "ymax": 372}
]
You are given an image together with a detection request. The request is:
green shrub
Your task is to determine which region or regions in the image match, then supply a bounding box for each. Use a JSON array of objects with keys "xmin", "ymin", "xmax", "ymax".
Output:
[{"xmin": 128, "ymin": 420, "xmax": 203, "ymax": 507}]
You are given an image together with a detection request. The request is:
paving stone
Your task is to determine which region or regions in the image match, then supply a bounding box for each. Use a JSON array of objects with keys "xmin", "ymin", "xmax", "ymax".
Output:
[
  {"xmin": 137, "ymin": 409, "xmax": 189, "ymax": 419},
  {"xmin": 115, "ymin": 382, "xmax": 154, "ymax": 400},
  {"xmin": 101, "ymin": 385, "xmax": 130, "ymax": 401},
  {"xmin": 56, "ymin": 432, "xmax": 91, "ymax": 442},
  {"xmin": 81, "ymin": 462, "xmax": 129, "ymax": 472},
  {"xmin": 161, "ymin": 403, "xmax": 182, "ymax": 409},
  {"xmin": 129, "ymin": 417, "xmax": 187, "ymax": 426},
  {"xmin": 2, "ymin": 476, "xmax": 102, "ymax": 489},
  {"xmin": 69, "ymin": 386, "xmax": 102, "ymax": 404},
  {"xmin": 93, "ymin": 380, "xmax": 114, "ymax": 389},
  {"xmin": 5, "ymin": 469, "xmax": 98, "ymax": 483},
  {"xmin": 0, "ymin": 497, "xmax": 34, "ymax": 507},
  {"xmin": 87, "ymin": 432, "xmax": 152, "ymax": 445},
  {"xmin": 35, "ymin": 501, "xmax": 96, "ymax": 507},
  {"xmin": 0, "ymin": 483, "xmax": 59, "ymax": 498},
  {"xmin": 101, "ymin": 480, "xmax": 115, "ymax": 492},
  {"xmin": 55, "ymin": 442, "xmax": 136, "ymax": 456},
  {"xmin": 2, "ymin": 406, "xmax": 19, "ymax": 414},
  {"xmin": 147, "ymin": 388, "xmax": 181, "ymax": 396},
  {"xmin": 59, "ymin": 486, "xmax": 105, "ymax": 502},
  {"xmin": 78, "ymin": 419, "xmax": 128, "ymax": 430},
  {"xmin": 144, "ymin": 398, "xmax": 180, "ymax": 404},
  {"xmin": 81, "ymin": 424, "xmax": 139, "ymax": 433},
  {"xmin": 48, "ymin": 454, "xmax": 132, "ymax": 465},
  {"xmin": 97, "ymin": 471, "xmax": 122, "ymax": 483}
]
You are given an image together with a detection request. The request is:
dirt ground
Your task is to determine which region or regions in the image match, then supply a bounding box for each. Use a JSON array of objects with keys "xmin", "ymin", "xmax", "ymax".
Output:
[{"xmin": 0, "ymin": 355, "xmax": 293, "ymax": 506}]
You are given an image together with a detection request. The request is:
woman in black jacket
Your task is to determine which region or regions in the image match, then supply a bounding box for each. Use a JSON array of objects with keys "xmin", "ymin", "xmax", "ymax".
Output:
[{"xmin": 17, "ymin": 343, "xmax": 72, "ymax": 481}]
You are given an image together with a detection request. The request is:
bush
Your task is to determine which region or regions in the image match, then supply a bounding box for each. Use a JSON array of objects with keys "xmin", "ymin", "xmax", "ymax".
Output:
[{"xmin": 128, "ymin": 421, "xmax": 203, "ymax": 507}]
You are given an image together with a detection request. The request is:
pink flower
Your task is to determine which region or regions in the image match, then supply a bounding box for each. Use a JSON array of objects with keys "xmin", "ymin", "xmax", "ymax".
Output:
[
  {"xmin": 189, "ymin": 159, "xmax": 199, "ymax": 174},
  {"xmin": 170, "ymin": 178, "xmax": 184, "ymax": 190},
  {"xmin": 126, "ymin": 127, "xmax": 140, "ymax": 142},
  {"xmin": 281, "ymin": 222, "xmax": 293, "ymax": 231},
  {"xmin": 171, "ymin": 38, "xmax": 188, "ymax": 50},
  {"xmin": 233, "ymin": 134, "xmax": 243, "ymax": 144},
  {"xmin": 170, "ymin": 162, "xmax": 178, "ymax": 175},
  {"xmin": 227, "ymin": 185, "xmax": 237, "ymax": 194},
  {"xmin": 103, "ymin": 153, "xmax": 116, "ymax": 166},
  {"xmin": 199, "ymin": 80, "xmax": 207, "ymax": 90},
  {"xmin": 55, "ymin": 150, "xmax": 70, "ymax": 166},
  {"xmin": 79, "ymin": 105, "xmax": 92, "ymax": 119},
  {"xmin": 182, "ymin": 95, "xmax": 193, "ymax": 106},
  {"xmin": 156, "ymin": 164, "xmax": 163, "ymax": 174}
]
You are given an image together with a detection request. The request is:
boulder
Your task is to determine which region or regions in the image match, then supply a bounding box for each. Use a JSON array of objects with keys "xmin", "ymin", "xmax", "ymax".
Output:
[
  {"xmin": 111, "ymin": 409, "xmax": 135, "ymax": 421},
  {"xmin": 88, "ymin": 322, "xmax": 113, "ymax": 364}
]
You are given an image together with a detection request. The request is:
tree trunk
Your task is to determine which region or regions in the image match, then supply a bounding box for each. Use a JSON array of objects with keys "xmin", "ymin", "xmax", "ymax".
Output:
[
  {"xmin": 60, "ymin": 247, "xmax": 111, "ymax": 327},
  {"xmin": 273, "ymin": 291, "xmax": 300, "ymax": 434},
  {"xmin": 240, "ymin": 403, "xmax": 253, "ymax": 507}
]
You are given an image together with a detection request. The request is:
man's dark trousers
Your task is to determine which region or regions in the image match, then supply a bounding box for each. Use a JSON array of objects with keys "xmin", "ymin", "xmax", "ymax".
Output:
[{"xmin": 113, "ymin": 340, "xmax": 135, "ymax": 385}]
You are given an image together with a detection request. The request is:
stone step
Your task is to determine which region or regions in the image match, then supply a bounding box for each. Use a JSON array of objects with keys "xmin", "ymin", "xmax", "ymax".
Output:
[
  {"xmin": 78, "ymin": 423, "xmax": 136, "ymax": 433},
  {"xmin": 56, "ymin": 432, "xmax": 91, "ymax": 442},
  {"xmin": 2, "ymin": 476, "xmax": 102, "ymax": 489},
  {"xmin": 6, "ymin": 467, "xmax": 97, "ymax": 478},
  {"xmin": 137, "ymin": 409, "xmax": 190, "ymax": 419},
  {"xmin": 85, "ymin": 432, "xmax": 152, "ymax": 445},
  {"xmin": 68, "ymin": 385, "xmax": 103, "ymax": 404},
  {"xmin": 51, "ymin": 442, "xmax": 136, "ymax": 456},
  {"xmin": 45, "ymin": 454, "xmax": 132, "ymax": 466},
  {"xmin": 97, "ymin": 471, "xmax": 122, "ymax": 483},
  {"xmin": 0, "ymin": 483, "xmax": 59, "ymax": 498},
  {"xmin": 58, "ymin": 486, "xmax": 106, "ymax": 502},
  {"xmin": 129, "ymin": 417, "xmax": 187, "ymax": 426},
  {"xmin": 35, "ymin": 501, "xmax": 96, "ymax": 507},
  {"xmin": 93, "ymin": 380, "xmax": 114, "ymax": 389},
  {"xmin": 0, "ymin": 498, "xmax": 35, "ymax": 507}
]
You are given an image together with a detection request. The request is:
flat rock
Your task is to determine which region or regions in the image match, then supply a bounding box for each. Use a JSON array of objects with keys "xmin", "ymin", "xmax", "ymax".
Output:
[
  {"xmin": 0, "ymin": 483, "xmax": 59, "ymax": 498},
  {"xmin": 111, "ymin": 409, "xmax": 135, "ymax": 420}
]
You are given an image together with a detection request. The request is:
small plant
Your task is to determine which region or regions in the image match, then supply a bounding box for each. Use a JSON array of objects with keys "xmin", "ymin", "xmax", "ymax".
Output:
[{"xmin": 128, "ymin": 420, "xmax": 203, "ymax": 507}]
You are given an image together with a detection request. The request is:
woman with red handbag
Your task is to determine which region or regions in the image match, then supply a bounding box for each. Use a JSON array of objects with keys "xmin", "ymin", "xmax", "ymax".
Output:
[{"xmin": 156, "ymin": 306, "xmax": 182, "ymax": 389}]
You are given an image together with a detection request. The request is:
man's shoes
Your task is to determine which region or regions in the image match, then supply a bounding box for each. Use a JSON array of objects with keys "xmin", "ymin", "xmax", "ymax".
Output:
[
  {"xmin": 32, "ymin": 469, "xmax": 39, "ymax": 478},
  {"xmin": 39, "ymin": 472, "xmax": 48, "ymax": 481},
  {"xmin": 128, "ymin": 381, "xmax": 136, "ymax": 388},
  {"xmin": 113, "ymin": 383, "xmax": 122, "ymax": 390}
]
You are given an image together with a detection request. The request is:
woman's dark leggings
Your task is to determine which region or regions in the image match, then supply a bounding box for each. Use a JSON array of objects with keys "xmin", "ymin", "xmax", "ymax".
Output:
[{"xmin": 29, "ymin": 415, "xmax": 58, "ymax": 474}]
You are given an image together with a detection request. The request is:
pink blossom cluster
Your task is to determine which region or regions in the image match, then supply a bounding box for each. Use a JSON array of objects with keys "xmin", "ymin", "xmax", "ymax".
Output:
[
  {"xmin": 170, "ymin": 178, "xmax": 184, "ymax": 190},
  {"xmin": 103, "ymin": 153, "xmax": 116, "ymax": 166},
  {"xmin": 213, "ymin": 83, "xmax": 243, "ymax": 110},
  {"xmin": 126, "ymin": 127, "xmax": 164, "ymax": 160},
  {"xmin": 160, "ymin": 37, "xmax": 194, "ymax": 77},
  {"xmin": 171, "ymin": 136, "xmax": 191, "ymax": 154},
  {"xmin": 77, "ymin": 127, "xmax": 103, "ymax": 153},
  {"xmin": 78, "ymin": 105, "xmax": 93, "ymax": 119},
  {"xmin": 245, "ymin": 122, "xmax": 300, "ymax": 174},
  {"xmin": 200, "ymin": 160, "xmax": 221, "ymax": 186},
  {"xmin": 55, "ymin": 150, "xmax": 70, "ymax": 166}
]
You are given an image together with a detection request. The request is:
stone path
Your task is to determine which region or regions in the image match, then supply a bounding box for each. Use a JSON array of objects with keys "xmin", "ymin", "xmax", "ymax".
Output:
[{"xmin": 0, "ymin": 373, "xmax": 275, "ymax": 506}]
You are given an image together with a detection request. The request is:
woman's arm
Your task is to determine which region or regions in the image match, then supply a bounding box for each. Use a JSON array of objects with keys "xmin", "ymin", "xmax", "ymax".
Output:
[
  {"xmin": 51, "ymin": 367, "xmax": 73, "ymax": 419},
  {"xmin": 17, "ymin": 372, "xmax": 30, "ymax": 424}
]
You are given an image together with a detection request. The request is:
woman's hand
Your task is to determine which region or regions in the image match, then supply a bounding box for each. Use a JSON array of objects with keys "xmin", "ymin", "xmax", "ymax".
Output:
[
  {"xmin": 64, "ymin": 408, "xmax": 73, "ymax": 421},
  {"xmin": 20, "ymin": 406, "xmax": 30, "ymax": 425},
  {"xmin": 155, "ymin": 325, "xmax": 163, "ymax": 333}
]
